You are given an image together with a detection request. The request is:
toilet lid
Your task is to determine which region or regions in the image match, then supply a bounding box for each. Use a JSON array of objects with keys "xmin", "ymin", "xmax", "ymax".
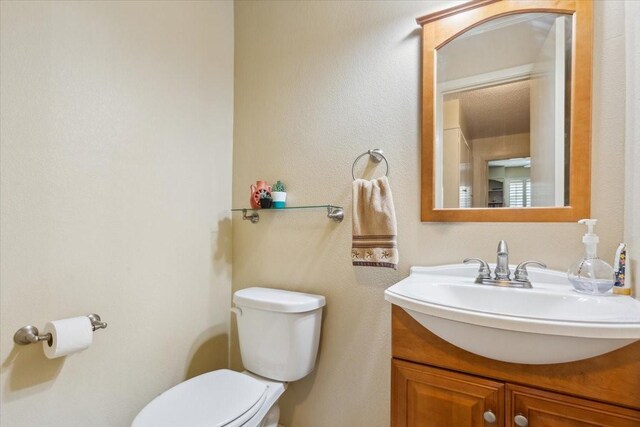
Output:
[{"xmin": 132, "ymin": 370, "xmax": 268, "ymax": 427}]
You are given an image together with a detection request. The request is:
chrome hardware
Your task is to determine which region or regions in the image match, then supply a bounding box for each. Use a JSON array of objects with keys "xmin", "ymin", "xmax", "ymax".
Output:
[
  {"xmin": 514, "ymin": 261, "xmax": 547, "ymax": 284},
  {"xmin": 473, "ymin": 278, "xmax": 533, "ymax": 288},
  {"xmin": 327, "ymin": 206, "xmax": 344, "ymax": 222},
  {"xmin": 483, "ymin": 410, "xmax": 497, "ymax": 424},
  {"xmin": 465, "ymin": 240, "xmax": 545, "ymax": 288},
  {"xmin": 463, "ymin": 258, "xmax": 492, "ymax": 283},
  {"xmin": 494, "ymin": 240, "xmax": 511, "ymax": 280},
  {"xmin": 352, "ymin": 149, "xmax": 389, "ymax": 180},
  {"xmin": 242, "ymin": 209, "xmax": 260, "ymax": 223},
  {"xmin": 514, "ymin": 414, "xmax": 528, "ymax": 427},
  {"xmin": 13, "ymin": 325, "xmax": 52, "ymax": 346},
  {"xmin": 87, "ymin": 314, "xmax": 108, "ymax": 331},
  {"xmin": 239, "ymin": 206, "xmax": 343, "ymax": 223},
  {"xmin": 13, "ymin": 314, "xmax": 108, "ymax": 346}
]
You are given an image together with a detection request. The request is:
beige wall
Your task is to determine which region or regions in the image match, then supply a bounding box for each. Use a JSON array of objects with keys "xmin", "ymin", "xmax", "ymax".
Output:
[
  {"xmin": 0, "ymin": 1, "xmax": 630, "ymax": 426},
  {"xmin": 233, "ymin": 1, "xmax": 626, "ymax": 426},
  {"xmin": 0, "ymin": 1, "xmax": 234, "ymax": 426},
  {"xmin": 625, "ymin": 0, "xmax": 640, "ymax": 298}
]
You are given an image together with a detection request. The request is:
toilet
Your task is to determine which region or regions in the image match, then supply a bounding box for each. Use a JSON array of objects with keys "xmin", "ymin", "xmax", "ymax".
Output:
[{"xmin": 132, "ymin": 287, "xmax": 325, "ymax": 427}]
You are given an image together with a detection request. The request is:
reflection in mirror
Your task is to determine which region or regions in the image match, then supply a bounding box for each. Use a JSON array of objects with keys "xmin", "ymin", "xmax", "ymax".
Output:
[
  {"xmin": 436, "ymin": 13, "xmax": 572, "ymax": 209},
  {"xmin": 487, "ymin": 157, "xmax": 530, "ymax": 208}
]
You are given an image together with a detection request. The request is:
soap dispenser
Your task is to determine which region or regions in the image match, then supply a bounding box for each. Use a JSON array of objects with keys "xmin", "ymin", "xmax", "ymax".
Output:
[{"xmin": 567, "ymin": 219, "xmax": 615, "ymax": 294}]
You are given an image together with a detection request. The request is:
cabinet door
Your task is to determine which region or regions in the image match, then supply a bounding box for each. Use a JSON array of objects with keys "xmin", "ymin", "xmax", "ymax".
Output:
[
  {"xmin": 507, "ymin": 384, "xmax": 640, "ymax": 427},
  {"xmin": 392, "ymin": 359, "xmax": 504, "ymax": 427}
]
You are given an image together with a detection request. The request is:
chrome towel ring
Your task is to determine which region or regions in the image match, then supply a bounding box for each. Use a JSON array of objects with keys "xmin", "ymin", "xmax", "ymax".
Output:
[{"xmin": 351, "ymin": 149, "xmax": 389, "ymax": 180}]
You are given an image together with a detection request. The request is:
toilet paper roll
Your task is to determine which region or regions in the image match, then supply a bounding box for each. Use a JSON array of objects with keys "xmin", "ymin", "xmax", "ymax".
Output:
[{"xmin": 43, "ymin": 316, "xmax": 93, "ymax": 359}]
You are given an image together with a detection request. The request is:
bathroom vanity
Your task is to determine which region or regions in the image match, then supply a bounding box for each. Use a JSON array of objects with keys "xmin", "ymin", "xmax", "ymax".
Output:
[
  {"xmin": 386, "ymin": 263, "xmax": 640, "ymax": 426},
  {"xmin": 390, "ymin": 305, "xmax": 640, "ymax": 426},
  {"xmin": 393, "ymin": 0, "xmax": 639, "ymax": 422}
]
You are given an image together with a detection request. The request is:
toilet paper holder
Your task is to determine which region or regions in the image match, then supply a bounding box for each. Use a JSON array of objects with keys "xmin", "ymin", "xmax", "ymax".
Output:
[{"xmin": 13, "ymin": 314, "xmax": 108, "ymax": 346}]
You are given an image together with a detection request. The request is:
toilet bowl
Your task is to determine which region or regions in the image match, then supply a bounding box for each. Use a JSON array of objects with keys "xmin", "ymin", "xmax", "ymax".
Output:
[{"xmin": 133, "ymin": 287, "xmax": 325, "ymax": 427}]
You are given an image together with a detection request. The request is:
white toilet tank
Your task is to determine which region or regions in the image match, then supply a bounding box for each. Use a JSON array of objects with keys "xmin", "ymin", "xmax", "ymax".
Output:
[{"xmin": 232, "ymin": 287, "xmax": 325, "ymax": 382}]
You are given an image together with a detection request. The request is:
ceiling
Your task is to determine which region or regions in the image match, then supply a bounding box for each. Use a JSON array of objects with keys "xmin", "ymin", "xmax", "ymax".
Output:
[{"xmin": 444, "ymin": 79, "xmax": 530, "ymax": 140}]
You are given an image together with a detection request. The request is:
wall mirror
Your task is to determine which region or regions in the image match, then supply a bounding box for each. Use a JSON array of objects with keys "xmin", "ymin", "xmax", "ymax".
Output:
[{"xmin": 418, "ymin": 0, "xmax": 593, "ymax": 222}]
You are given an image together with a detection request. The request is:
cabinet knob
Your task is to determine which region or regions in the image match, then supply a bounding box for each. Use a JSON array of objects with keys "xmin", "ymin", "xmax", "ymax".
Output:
[
  {"xmin": 514, "ymin": 414, "xmax": 528, "ymax": 427},
  {"xmin": 483, "ymin": 410, "xmax": 497, "ymax": 424}
]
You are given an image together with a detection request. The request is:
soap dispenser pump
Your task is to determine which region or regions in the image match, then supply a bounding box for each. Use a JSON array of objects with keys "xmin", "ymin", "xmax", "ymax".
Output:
[{"xmin": 567, "ymin": 219, "xmax": 615, "ymax": 294}]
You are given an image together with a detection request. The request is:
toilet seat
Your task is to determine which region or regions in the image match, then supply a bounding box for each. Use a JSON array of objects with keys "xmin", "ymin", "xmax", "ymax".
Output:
[
  {"xmin": 225, "ymin": 392, "xmax": 267, "ymax": 427},
  {"xmin": 132, "ymin": 369, "xmax": 268, "ymax": 427}
]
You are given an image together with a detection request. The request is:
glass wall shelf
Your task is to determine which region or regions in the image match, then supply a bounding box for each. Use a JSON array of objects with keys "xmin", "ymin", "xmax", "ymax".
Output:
[{"xmin": 231, "ymin": 205, "xmax": 344, "ymax": 224}]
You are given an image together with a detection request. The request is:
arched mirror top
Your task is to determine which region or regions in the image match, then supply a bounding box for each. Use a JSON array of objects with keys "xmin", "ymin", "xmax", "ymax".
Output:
[{"xmin": 418, "ymin": 0, "xmax": 592, "ymax": 222}]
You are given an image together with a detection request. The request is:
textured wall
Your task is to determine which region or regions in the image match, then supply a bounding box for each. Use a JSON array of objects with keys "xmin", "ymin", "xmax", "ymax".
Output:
[
  {"xmin": 232, "ymin": 1, "xmax": 626, "ymax": 426},
  {"xmin": 0, "ymin": 1, "xmax": 234, "ymax": 426},
  {"xmin": 625, "ymin": 1, "xmax": 640, "ymax": 296}
]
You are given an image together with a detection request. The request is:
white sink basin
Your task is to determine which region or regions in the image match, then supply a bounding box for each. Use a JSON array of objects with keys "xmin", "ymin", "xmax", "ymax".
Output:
[{"xmin": 385, "ymin": 264, "xmax": 640, "ymax": 364}]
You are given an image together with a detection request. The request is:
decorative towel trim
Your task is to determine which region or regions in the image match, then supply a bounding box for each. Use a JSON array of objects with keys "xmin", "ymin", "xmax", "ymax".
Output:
[
  {"xmin": 351, "ymin": 245, "xmax": 398, "ymax": 270},
  {"xmin": 352, "ymin": 243, "xmax": 397, "ymax": 248},
  {"xmin": 353, "ymin": 261, "xmax": 398, "ymax": 269},
  {"xmin": 353, "ymin": 235, "xmax": 397, "ymax": 240}
]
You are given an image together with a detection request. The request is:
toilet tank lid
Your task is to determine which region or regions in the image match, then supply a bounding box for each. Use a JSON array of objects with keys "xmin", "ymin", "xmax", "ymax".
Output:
[{"xmin": 233, "ymin": 287, "xmax": 326, "ymax": 313}]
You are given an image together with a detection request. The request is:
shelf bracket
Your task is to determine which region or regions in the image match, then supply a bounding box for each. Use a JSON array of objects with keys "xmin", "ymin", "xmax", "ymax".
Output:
[
  {"xmin": 327, "ymin": 206, "xmax": 344, "ymax": 222},
  {"xmin": 236, "ymin": 205, "xmax": 343, "ymax": 224},
  {"xmin": 242, "ymin": 209, "xmax": 260, "ymax": 223}
]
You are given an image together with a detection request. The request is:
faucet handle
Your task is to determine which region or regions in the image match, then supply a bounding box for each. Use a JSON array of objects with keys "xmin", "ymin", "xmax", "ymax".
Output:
[
  {"xmin": 463, "ymin": 258, "xmax": 492, "ymax": 281},
  {"xmin": 514, "ymin": 261, "xmax": 547, "ymax": 282}
]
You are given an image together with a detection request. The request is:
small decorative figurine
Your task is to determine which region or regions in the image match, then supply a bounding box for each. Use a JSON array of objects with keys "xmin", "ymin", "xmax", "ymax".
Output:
[
  {"xmin": 259, "ymin": 191, "xmax": 272, "ymax": 209},
  {"xmin": 250, "ymin": 180, "xmax": 271, "ymax": 209}
]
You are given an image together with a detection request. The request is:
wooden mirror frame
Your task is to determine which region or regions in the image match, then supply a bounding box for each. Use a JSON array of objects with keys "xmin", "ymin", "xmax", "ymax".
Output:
[{"xmin": 419, "ymin": 0, "xmax": 593, "ymax": 222}]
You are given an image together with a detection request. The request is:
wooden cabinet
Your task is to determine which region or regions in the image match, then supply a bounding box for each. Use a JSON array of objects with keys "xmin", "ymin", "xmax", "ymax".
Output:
[
  {"xmin": 391, "ymin": 361, "xmax": 640, "ymax": 427},
  {"xmin": 392, "ymin": 360, "xmax": 503, "ymax": 427},
  {"xmin": 391, "ymin": 305, "xmax": 640, "ymax": 427},
  {"xmin": 507, "ymin": 384, "xmax": 640, "ymax": 427}
]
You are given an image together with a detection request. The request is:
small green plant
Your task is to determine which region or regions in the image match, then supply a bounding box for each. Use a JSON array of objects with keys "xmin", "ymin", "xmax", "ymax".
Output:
[
  {"xmin": 272, "ymin": 180, "xmax": 286, "ymax": 192},
  {"xmin": 259, "ymin": 190, "xmax": 271, "ymax": 200}
]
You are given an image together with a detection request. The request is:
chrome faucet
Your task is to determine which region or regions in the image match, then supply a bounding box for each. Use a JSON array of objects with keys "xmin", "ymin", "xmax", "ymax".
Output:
[
  {"xmin": 464, "ymin": 240, "xmax": 547, "ymax": 288},
  {"xmin": 494, "ymin": 240, "xmax": 511, "ymax": 280}
]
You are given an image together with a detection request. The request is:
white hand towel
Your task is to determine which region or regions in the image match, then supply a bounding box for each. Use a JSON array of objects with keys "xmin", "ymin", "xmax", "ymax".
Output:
[{"xmin": 352, "ymin": 176, "xmax": 398, "ymax": 269}]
